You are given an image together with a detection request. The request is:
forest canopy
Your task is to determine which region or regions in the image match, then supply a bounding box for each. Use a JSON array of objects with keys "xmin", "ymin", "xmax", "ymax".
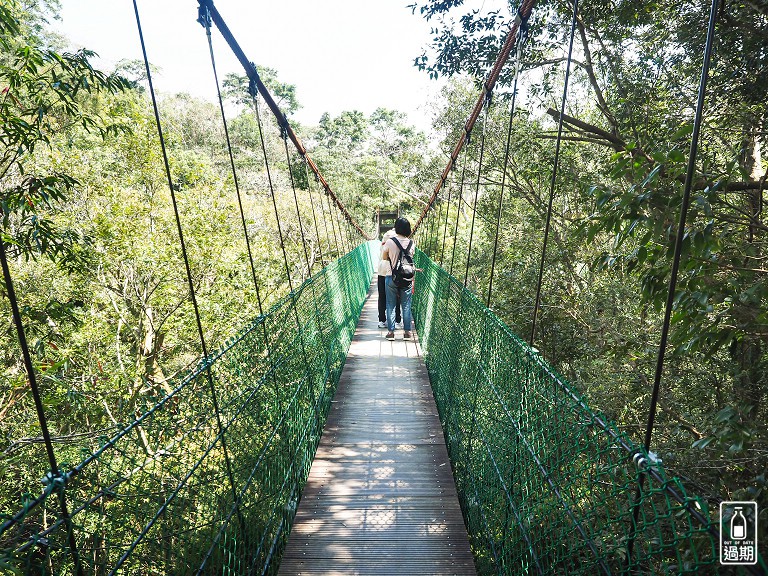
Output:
[
  {"xmin": 1, "ymin": 0, "xmax": 766, "ymax": 569},
  {"xmin": 408, "ymin": 0, "xmax": 767, "ymax": 516}
]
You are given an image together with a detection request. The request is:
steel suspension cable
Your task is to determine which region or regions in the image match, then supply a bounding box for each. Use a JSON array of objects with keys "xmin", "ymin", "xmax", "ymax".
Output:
[
  {"xmin": 282, "ymin": 133, "xmax": 312, "ymax": 277},
  {"xmin": 251, "ymin": 88, "xmax": 295, "ymax": 292},
  {"xmin": 200, "ymin": 8, "xmax": 264, "ymax": 307},
  {"xmin": 425, "ymin": 201, "xmax": 435, "ymax": 257},
  {"xmin": 349, "ymin": 218, "xmax": 357, "ymax": 247},
  {"xmin": 644, "ymin": 0, "xmax": 719, "ymax": 454},
  {"xmin": 625, "ymin": 4, "xmax": 723, "ymax": 568},
  {"xmin": 463, "ymin": 93, "xmax": 492, "ymax": 289},
  {"xmin": 432, "ymin": 204, "xmax": 440, "ymax": 254},
  {"xmin": 347, "ymin": 219, "xmax": 354, "ymax": 250},
  {"xmin": 489, "ymin": 22, "xmax": 534, "ymax": 562},
  {"xmin": 198, "ymin": 10, "xmax": 282, "ymax": 508},
  {"xmin": 529, "ymin": 0, "xmax": 578, "ymax": 348},
  {"xmin": 343, "ymin": 215, "xmax": 350, "ymax": 244},
  {"xmin": 198, "ymin": 0, "xmax": 369, "ymax": 240},
  {"xmin": 434, "ymin": 198, "xmax": 445, "ymax": 255},
  {"xmin": 325, "ymin": 190, "xmax": 342, "ymax": 258},
  {"xmin": 339, "ymin": 219, "xmax": 347, "ymax": 253},
  {"xmin": 346, "ymin": 215, "xmax": 355, "ymax": 248},
  {"xmin": 440, "ymin": 178, "xmax": 454, "ymax": 266},
  {"xmin": 427, "ymin": 202, "xmax": 438, "ymax": 257},
  {"xmin": 417, "ymin": 208, "xmax": 427, "ymax": 248},
  {"xmin": 488, "ymin": 19, "xmax": 528, "ymax": 308},
  {"xmin": 249, "ymin": 81, "xmax": 320, "ymax": 520},
  {"xmin": 127, "ymin": 1, "xmax": 244, "ymax": 566},
  {"xmin": 0, "ymin": 236, "xmax": 84, "ymax": 576},
  {"xmin": 315, "ymin": 175, "xmax": 334, "ymax": 265},
  {"xmin": 304, "ymin": 161, "xmax": 326, "ymax": 268},
  {"xmin": 428, "ymin": 190, "xmax": 444, "ymax": 258},
  {"xmin": 450, "ymin": 136, "xmax": 471, "ymax": 277}
]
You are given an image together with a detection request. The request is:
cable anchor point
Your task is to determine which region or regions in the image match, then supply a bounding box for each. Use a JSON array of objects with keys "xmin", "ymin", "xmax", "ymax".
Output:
[
  {"xmin": 196, "ymin": 4, "xmax": 212, "ymax": 29},
  {"xmin": 484, "ymin": 86, "xmax": 493, "ymax": 107},
  {"xmin": 248, "ymin": 64, "xmax": 261, "ymax": 99},
  {"xmin": 41, "ymin": 469, "xmax": 72, "ymax": 490}
]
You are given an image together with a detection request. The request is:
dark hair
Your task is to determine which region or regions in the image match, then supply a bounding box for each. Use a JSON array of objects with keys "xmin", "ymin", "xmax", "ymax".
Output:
[{"xmin": 394, "ymin": 217, "xmax": 411, "ymax": 237}]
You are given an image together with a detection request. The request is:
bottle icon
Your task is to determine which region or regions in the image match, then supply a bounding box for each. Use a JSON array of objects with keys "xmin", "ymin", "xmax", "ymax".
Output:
[{"xmin": 731, "ymin": 507, "xmax": 747, "ymax": 540}]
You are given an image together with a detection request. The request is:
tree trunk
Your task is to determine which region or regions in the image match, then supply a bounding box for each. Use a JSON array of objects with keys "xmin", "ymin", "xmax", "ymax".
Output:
[
  {"xmin": 739, "ymin": 125, "xmax": 765, "ymax": 242},
  {"xmin": 133, "ymin": 306, "xmax": 169, "ymax": 397},
  {"xmin": 733, "ymin": 125, "xmax": 766, "ymax": 418}
]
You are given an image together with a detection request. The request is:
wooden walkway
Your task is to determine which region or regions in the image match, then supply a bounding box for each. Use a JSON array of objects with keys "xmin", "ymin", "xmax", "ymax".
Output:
[{"xmin": 279, "ymin": 282, "xmax": 476, "ymax": 576}]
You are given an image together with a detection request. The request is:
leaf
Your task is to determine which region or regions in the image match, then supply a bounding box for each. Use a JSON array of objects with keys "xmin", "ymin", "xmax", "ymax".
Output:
[
  {"xmin": 671, "ymin": 123, "xmax": 693, "ymax": 140},
  {"xmin": 715, "ymin": 406, "xmax": 737, "ymax": 424},
  {"xmin": 729, "ymin": 440, "xmax": 745, "ymax": 453},
  {"xmin": 641, "ymin": 164, "xmax": 663, "ymax": 188},
  {"xmin": 661, "ymin": 149, "xmax": 683, "ymax": 166},
  {"xmin": 692, "ymin": 437, "xmax": 714, "ymax": 449}
]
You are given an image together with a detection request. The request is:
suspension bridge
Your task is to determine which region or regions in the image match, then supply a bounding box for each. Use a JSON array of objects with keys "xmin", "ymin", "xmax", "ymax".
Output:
[{"xmin": 1, "ymin": 0, "xmax": 765, "ymax": 574}]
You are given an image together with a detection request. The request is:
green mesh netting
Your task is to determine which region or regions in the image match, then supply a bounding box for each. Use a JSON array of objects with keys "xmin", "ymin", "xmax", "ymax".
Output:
[
  {"xmin": 5, "ymin": 242, "xmax": 764, "ymax": 576},
  {"xmin": 412, "ymin": 249, "xmax": 764, "ymax": 576},
  {"xmin": 0, "ymin": 241, "xmax": 378, "ymax": 575}
]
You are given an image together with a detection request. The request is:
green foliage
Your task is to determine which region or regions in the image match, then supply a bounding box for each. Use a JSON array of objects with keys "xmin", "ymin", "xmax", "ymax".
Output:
[
  {"xmin": 1, "ymin": 2, "xmax": 430, "ymax": 542},
  {"xmin": 0, "ymin": 243, "xmax": 377, "ymax": 575},
  {"xmin": 413, "ymin": 0, "xmax": 768, "ymax": 538},
  {"xmin": 316, "ymin": 110, "xmax": 369, "ymax": 151},
  {"xmin": 0, "ymin": 0, "xmax": 128, "ymax": 269},
  {"xmin": 222, "ymin": 69, "xmax": 300, "ymax": 115},
  {"xmin": 310, "ymin": 107, "xmax": 434, "ymax": 229}
]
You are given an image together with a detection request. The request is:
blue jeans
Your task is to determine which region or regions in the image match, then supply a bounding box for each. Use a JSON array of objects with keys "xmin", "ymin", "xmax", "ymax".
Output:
[{"xmin": 385, "ymin": 276, "xmax": 412, "ymax": 332}]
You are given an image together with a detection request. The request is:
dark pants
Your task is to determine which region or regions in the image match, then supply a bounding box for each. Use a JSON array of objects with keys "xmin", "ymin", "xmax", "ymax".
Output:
[{"xmin": 378, "ymin": 275, "xmax": 401, "ymax": 323}]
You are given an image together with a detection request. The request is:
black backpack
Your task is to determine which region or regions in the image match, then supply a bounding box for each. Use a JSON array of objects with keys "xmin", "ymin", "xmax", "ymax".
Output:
[{"xmin": 390, "ymin": 238, "xmax": 415, "ymax": 288}]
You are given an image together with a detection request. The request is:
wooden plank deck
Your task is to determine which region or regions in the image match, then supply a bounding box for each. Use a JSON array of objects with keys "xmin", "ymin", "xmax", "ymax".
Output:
[{"xmin": 279, "ymin": 281, "xmax": 476, "ymax": 576}]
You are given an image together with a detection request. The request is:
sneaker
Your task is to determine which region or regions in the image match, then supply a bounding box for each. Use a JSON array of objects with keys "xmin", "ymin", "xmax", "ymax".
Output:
[
  {"xmin": 395, "ymin": 322, "xmax": 403, "ymax": 329},
  {"xmin": 377, "ymin": 321, "xmax": 386, "ymax": 328},
  {"xmin": 403, "ymin": 331, "xmax": 412, "ymax": 340},
  {"xmin": 385, "ymin": 332, "xmax": 395, "ymax": 341}
]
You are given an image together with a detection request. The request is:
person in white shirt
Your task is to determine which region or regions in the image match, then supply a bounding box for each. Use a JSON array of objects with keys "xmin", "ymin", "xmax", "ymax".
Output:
[
  {"xmin": 381, "ymin": 217, "xmax": 415, "ymax": 341},
  {"xmin": 377, "ymin": 228, "xmax": 402, "ymax": 329}
]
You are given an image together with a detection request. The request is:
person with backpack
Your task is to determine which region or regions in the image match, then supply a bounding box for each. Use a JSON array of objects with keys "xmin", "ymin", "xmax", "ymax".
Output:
[
  {"xmin": 377, "ymin": 228, "xmax": 402, "ymax": 329},
  {"xmin": 381, "ymin": 217, "xmax": 416, "ymax": 341}
]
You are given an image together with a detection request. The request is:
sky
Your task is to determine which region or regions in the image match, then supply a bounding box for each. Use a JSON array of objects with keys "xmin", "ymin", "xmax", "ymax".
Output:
[{"xmin": 53, "ymin": 0, "xmax": 459, "ymax": 133}]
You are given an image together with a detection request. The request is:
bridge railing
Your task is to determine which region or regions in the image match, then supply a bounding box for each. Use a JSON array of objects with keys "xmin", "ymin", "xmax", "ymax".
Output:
[
  {"xmin": 0, "ymin": 241, "xmax": 377, "ymax": 575},
  {"xmin": 413, "ymin": 249, "xmax": 724, "ymax": 575}
]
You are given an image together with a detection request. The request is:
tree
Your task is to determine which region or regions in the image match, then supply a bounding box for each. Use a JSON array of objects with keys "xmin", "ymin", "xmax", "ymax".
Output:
[
  {"xmin": 309, "ymin": 108, "xmax": 435, "ymax": 228},
  {"xmin": 0, "ymin": 0, "xmax": 129, "ymax": 516},
  {"xmin": 316, "ymin": 110, "xmax": 369, "ymax": 152},
  {"xmin": 1, "ymin": 1, "xmax": 128, "ymax": 264},
  {"xmin": 408, "ymin": 0, "xmax": 767, "ymax": 508}
]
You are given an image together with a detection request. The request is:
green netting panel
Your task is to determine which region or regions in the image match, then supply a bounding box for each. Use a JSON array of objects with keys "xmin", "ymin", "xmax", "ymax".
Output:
[
  {"xmin": 412, "ymin": 249, "xmax": 761, "ymax": 576},
  {"xmin": 0, "ymin": 241, "xmax": 378, "ymax": 575}
]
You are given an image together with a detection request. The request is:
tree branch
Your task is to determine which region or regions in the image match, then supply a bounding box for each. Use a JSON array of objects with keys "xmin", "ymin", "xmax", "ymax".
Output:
[
  {"xmin": 575, "ymin": 15, "xmax": 618, "ymax": 131},
  {"xmin": 546, "ymin": 108, "xmax": 768, "ymax": 193},
  {"xmin": 546, "ymin": 107, "xmax": 629, "ymax": 152}
]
